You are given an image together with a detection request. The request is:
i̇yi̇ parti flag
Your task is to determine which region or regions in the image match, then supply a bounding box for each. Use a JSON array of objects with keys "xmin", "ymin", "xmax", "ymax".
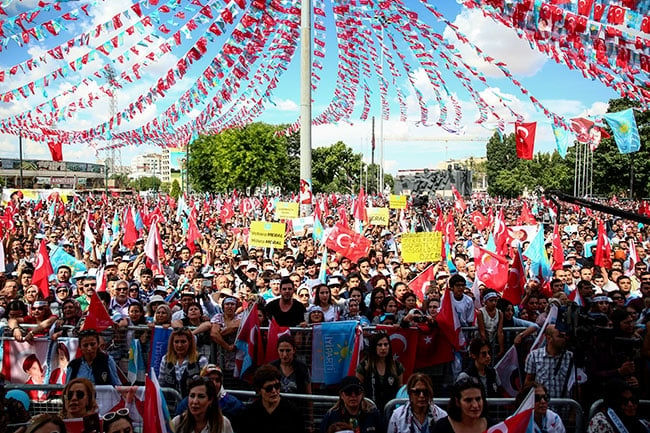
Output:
[
  {"xmin": 311, "ymin": 321, "xmax": 361, "ymax": 385},
  {"xmin": 552, "ymin": 124, "xmax": 571, "ymax": 158},
  {"xmin": 603, "ymin": 108, "xmax": 641, "ymax": 154},
  {"xmin": 523, "ymin": 224, "xmax": 552, "ymax": 283},
  {"xmin": 128, "ymin": 339, "xmax": 146, "ymax": 384},
  {"xmin": 515, "ymin": 122, "xmax": 536, "ymax": 160},
  {"xmin": 234, "ymin": 303, "xmax": 264, "ymax": 378},
  {"xmin": 50, "ymin": 246, "xmax": 87, "ymax": 275}
]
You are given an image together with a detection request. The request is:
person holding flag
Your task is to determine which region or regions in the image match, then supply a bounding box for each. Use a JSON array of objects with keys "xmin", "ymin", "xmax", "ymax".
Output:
[{"xmin": 515, "ymin": 383, "xmax": 565, "ymax": 433}]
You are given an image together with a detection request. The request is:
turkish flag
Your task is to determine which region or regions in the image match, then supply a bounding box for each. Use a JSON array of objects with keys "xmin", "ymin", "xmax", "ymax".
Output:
[
  {"xmin": 186, "ymin": 215, "xmax": 201, "ymax": 254},
  {"xmin": 219, "ymin": 201, "xmax": 234, "ymax": 224},
  {"xmin": 122, "ymin": 207, "xmax": 138, "ymax": 249},
  {"xmin": 436, "ymin": 290, "xmax": 464, "ymax": 350},
  {"xmin": 377, "ymin": 325, "xmax": 418, "ymax": 378},
  {"xmin": 145, "ymin": 222, "xmax": 164, "ymax": 274},
  {"xmin": 493, "ymin": 209, "xmax": 508, "ymax": 255},
  {"xmin": 551, "ymin": 223, "xmax": 564, "ymax": 271},
  {"xmin": 415, "ymin": 325, "xmax": 454, "ymax": 369},
  {"xmin": 324, "ymin": 223, "xmax": 371, "ymax": 262},
  {"xmin": 407, "ymin": 264, "xmax": 435, "ymax": 302},
  {"xmin": 570, "ymin": 117, "xmax": 595, "ymax": 143},
  {"xmin": 451, "ymin": 185, "xmax": 467, "ymax": 212},
  {"xmin": 81, "ymin": 291, "xmax": 114, "ymax": 332},
  {"xmin": 444, "ymin": 212, "xmax": 456, "ymax": 245},
  {"xmin": 474, "ymin": 245, "xmax": 509, "ymax": 291},
  {"xmin": 264, "ymin": 318, "xmax": 290, "ymax": 364},
  {"xmin": 47, "ymin": 140, "xmax": 63, "ymax": 161},
  {"xmin": 485, "ymin": 388, "xmax": 534, "ymax": 433},
  {"xmin": 32, "ymin": 239, "xmax": 53, "ymax": 298},
  {"xmin": 519, "ymin": 202, "xmax": 536, "ymax": 225},
  {"xmin": 353, "ymin": 187, "xmax": 368, "ymax": 222},
  {"xmin": 503, "ymin": 248, "xmax": 526, "ymax": 306},
  {"xmin": 594, "ymin": 219, "xmax": 612, "ymax": 268},
  {"xmin": 515, "ymin": 122, "xmax": 536, "ymax": 160},
  {"xmin": 470, "ymin": 211, "xmax": 487, "ymax": 231}
]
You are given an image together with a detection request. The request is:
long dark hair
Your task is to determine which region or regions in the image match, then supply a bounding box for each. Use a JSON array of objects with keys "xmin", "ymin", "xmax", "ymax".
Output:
[
  {"xmin": 363, "ymin": 333, "xmax": 399, "ymax": 377},
  {"xmin": 177, "ymin": 377, "xmax": 224, "ymax": 433}
]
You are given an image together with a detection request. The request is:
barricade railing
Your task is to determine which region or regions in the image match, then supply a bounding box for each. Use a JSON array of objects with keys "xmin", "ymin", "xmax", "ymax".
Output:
[
  {"xmin": 384, "ymin": 397, "xmax": 585, "ymax": 433},
  {"xmin": 0, "ymin": 324, "xmax": 530, "ymax": 396},
  {"xmin": 5, "ymin": 383, "xmax": 182, "ymax": 426},
  {"xmin": 228, "ymin": 389, "xmax": 377, "ymax": 433},
  {"xmin": 588, "ymin": 399, "xmax": 650, "ymax": 422}
]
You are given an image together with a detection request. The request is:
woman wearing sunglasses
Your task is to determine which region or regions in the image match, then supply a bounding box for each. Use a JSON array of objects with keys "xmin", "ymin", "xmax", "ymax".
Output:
[
  {"xmin": 102, "ymin": 408, "xmax": 135, "ymax": 433},
  {"xmin": 388, "ymin": 373, "xmax": 447, "ymax": 433},
  {"xmin": 60, "ymin": 378, "xmax": 98, "ymax": 419},
  {"xmin": 430, "ymin": 377, "xmax": 493, "ymax": 433},
  {"xmin": 173, "ymin": 377, "xmax": 233, "ymax": 433},
  {"xmin": 240, "ymin": 364, "xmax": 304, "ymax": 433},
  {"xmin": 587, "ymin": 378, "xmax": 649, "ymax": 433},
  {"xmin": 515, "ymin": 383, "xmax": 564, "ymax": 433}
]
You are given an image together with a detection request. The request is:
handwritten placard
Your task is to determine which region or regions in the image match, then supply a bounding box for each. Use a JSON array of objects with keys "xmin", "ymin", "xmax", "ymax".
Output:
[
  {"xmin": 389, "ymin": 195, "xmax": 407, "ymax": 209},
  {"xmin": 275, "ymin": 202, "xmax": 299, "ymax": 219},
  {"xmin": 401, "ymin": 232, "xmax": 442, "ymax": 263}
]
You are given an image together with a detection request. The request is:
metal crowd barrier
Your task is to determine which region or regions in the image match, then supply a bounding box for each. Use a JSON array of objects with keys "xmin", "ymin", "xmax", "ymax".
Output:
[
  {"xmin": 385, "ymin": 398, "xmax": 585, "ymax": 433},
  {"xmin": 229, "ymin": 389, "xmax": 378, "ymax": 433}
]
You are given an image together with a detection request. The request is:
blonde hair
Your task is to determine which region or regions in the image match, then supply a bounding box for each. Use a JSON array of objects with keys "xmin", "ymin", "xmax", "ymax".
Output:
[{"xmin": 165, "ymin": 327, "xmax": 199, "ymax": 364}]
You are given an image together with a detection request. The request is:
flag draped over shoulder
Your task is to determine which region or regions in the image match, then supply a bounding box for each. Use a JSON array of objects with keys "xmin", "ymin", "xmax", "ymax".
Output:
[
  {"xmin": 311, "ymin": 321, "xmax": 361, "ymax": 385},
  {"xmin": 234, "ymin": 303, "xmax": 264, "ymax": 378},
  {"xmin": 436, "ymin": 290, "xmax": 464, "ymax": 350},
  {"xmin": 603, "ymin": 108, "xmax": 640, "ymax": 154},
  {"xmin": 377, "ymin": 325, "xmax": 418, "ymax": 378}
]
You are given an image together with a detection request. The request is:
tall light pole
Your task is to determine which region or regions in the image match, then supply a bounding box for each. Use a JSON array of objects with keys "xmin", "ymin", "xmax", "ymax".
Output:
[{"xmin": 299, "ymin": 0, "xmax": 312, "ymax": 216}]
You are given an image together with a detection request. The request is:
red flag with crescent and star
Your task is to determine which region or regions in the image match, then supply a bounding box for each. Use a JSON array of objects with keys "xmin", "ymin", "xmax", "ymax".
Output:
[
  {"xmin": 474, "ymin": 245, "xmax": 509, "ymax": 291},
  {"xmin": 32, "ymin": 239, "xmax": 53, "ymax": 298},
  {"xmin": 407, "ymin": 264, "xmax": 436, "ymax": 302},
  {"xmin": 515, "ymin": 122, "xmax": 536, "ymax": 160},
  {"xmin": 470, "ymin": 210, "xmax": 487, "ymax": 231},
  {"xmin": 324, "ymin": 223, "xmax": 371, "ymax": 262},
  {"xmin": 376, "ymin": 325, "xmax": 418, "ymax": 378}
]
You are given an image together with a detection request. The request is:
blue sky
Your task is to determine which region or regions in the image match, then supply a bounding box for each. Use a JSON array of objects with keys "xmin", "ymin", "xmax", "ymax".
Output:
[{"xmin": 0, "ymin": 0, "xmax": 620, "ymax": 175}]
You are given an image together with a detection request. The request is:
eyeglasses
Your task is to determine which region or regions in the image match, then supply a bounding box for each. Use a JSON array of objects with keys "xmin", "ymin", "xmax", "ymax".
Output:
[
  {"xmin": 262, "ymin": 382, "xmax": 281, "ymax": 393},
  {"xmin": 299, "ymin": 293, "xmax": 309, "ymax": 297},
  {"xmin": 409, "ymin": 388, "xmax": 430, "ymax": 397},
  {"xmin": 83, "ymin": 284, "xmax": 95, "ymax": 288},
  {"xmin": 32, "ymin": 307, "xmax": 44, "ymax": 311},
  {"xmin": 56, "ymin": 289, "xmax": 69, "ymax": 294},
  {"xmin": 116, "ymin": 287, "xmax": 128, "ymax": 292},
  {"xmin": 535, "ymin": 394, "xmax": 550, "ymax": 402},
  {"xmin": 342, "ymin": 387, "xmax": 363, "ymax": 396},
  {"xmin": 66, "ymin": 390, "xmax": 86, "ymax": 400},
  {"xmin": 103, "ymin": 408, "xmax": 130, "ymax": 421}
]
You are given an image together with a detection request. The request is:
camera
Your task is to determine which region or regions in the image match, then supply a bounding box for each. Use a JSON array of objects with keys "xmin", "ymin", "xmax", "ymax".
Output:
[{"xmin": 412, "ymin": 315, "xmax": 427, "ymax": 323}]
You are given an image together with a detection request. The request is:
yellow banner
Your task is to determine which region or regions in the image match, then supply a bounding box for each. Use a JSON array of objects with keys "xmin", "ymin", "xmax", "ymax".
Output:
[
  {"xmin": 401, "ymin": 232, "xmax": 442, "ymax": 263},
  {"xmin": 249, "ymin": 221, "xmax": 286, "ymax": 248},
  {"xmin": 275, "ymin": 202, "xmax": 299, "ymax": 219},
  {"xmin": 389, "ymin": 195, "xmax": 407, "ymax": 209},
  {"xmin": 366, "ymin": 207, "xmax": 389, "ymax": 226}
]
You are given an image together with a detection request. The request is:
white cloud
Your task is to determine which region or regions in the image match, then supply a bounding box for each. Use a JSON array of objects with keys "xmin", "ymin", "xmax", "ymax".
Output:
[
  {"xmin": 272, "ymin": 98, "xmax": 299, "ymax": 112},
  {"xmin": 444, "ymin": 9, "xmax": 548, "ymax": 78}
]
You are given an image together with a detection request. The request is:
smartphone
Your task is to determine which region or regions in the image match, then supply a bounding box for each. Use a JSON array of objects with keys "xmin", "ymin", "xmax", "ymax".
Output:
[{"xmin": 83, "ymin": 413, "xmax": 100, "ymax": 433}]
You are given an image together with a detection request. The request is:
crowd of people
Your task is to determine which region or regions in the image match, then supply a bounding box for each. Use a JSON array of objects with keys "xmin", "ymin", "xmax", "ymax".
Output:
[{"xmin": 0, "ymin": 190, "xmax": 649, "ymax": 432}]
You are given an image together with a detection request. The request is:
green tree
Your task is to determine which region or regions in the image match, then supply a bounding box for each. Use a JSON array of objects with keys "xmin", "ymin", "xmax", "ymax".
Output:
[
  {"xmin": 170, "ymin": 179, "xmax": 181, "ymax": 199},
  {"xmin": 130, "ymin": 176, "xmax": 162, "ymax": 192},
  {"xmin": 312, "ymin": 141, "xmax": 363, "ymax": 193},
  {"xmin": 160, "ymin": 182, "xmax": 171, "ymax": 194},
  {"xmin": 109, "ymin": 173, "xmax": 130, "ymax": 189},
  {"xmin": 591, "ymin": 98, "xmax": 650, "ymax": 198},
  {"xmin": 188, "ymin": 122, "xmax": 293, "ymax": 193}
]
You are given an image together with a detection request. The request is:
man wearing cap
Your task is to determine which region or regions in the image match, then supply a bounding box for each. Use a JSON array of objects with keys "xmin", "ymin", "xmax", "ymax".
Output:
[
  {"xmin": 321, "ymin": 376, "xmax": 384, "ymax": 433},
  {"xmin": 265, "ymin": 277, "xmax": 307, "ymax": 327}
]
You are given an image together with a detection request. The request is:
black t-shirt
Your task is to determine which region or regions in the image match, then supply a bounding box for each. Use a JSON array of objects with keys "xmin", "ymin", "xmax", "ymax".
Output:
[{"xmin": 265, "ymin": 299, "xmax": 306, "ymax": 327}]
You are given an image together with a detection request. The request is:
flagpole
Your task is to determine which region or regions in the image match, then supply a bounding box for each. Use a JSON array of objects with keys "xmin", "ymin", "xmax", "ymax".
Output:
[
  {"xmin": 18, "ymin": 134, "xmax": 24, "ymax": 188},
  {"xmin": 299, "ymin": 0, "xmax": 312, "ymax": 216}
]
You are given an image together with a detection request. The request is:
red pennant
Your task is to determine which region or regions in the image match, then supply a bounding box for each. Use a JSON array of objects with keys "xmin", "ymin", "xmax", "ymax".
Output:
[
  {"xmin": 81, "ymin": 291, "xmax": 113, "ymax": 332},
  {"xmin": 47, "ymin": 140, "xmax": 63, "ymax": 161}
]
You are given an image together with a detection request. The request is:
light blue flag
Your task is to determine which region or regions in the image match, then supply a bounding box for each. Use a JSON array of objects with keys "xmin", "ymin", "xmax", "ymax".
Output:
[
  {"xmin": 522, "ymin": 224, "xmax": 552, "ymax": 281},
  {"xmin": 313, "ymin": 215, "xmax": 325, "ymax": 243},
  {"xmin": 603, "ymin": 108, "xmax": 640, "ymax": 154},
  {"xmin": 485, "ymin": 233, "xmax": 497, "ymax": 253},
  {"xmin": 445, "ymin": 241, "xmax": 457, "ymax": 274},
  {"xmin": 552, "ymin": 124, "xmax": 570, "ymax": 158},
  {"xmin": 50, "ymin": 246, "xmax": 87, "ymax": 275},
  {"xmin": 128, "ymin": 339, "xmax": 146, "ymax": 384},
  {"xmin": 134, "ymin": 210, "xmax": 144, "ymax": 231},
  {"xmin": 318, "ymin": 248, "xmax": 327, "ymax": 282},
  {"xmin": 111, "ymin": 211, "xmax": 120, "ymax": 241},
  {"xmin": 312, "ymin": 321, "xmax": 359, "ymax": 385}
]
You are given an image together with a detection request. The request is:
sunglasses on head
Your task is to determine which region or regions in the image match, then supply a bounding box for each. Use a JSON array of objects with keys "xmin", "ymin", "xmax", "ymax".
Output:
[
  {"xmin": 103, "ymin": 407, "xmax": 130, "ymax": 421},
  {"xmin": 67, "ymin": 390, "xmax": 86, "ymax": 400},
  {"xmin": 262, "ymin": 382, "xmax": 281, "ymax": 393}
]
